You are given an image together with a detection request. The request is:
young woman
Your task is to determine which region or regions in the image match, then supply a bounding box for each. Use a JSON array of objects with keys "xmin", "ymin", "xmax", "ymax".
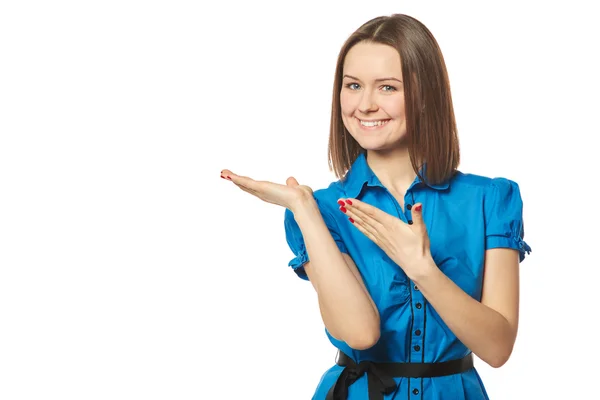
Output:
[{"xmin": 221, "ymin": 13, "xmax": 531, "ymax": 400}]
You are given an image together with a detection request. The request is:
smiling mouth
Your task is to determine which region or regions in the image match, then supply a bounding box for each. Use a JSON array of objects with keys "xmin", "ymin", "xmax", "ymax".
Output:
[{"xmin": 356, "ymin": 117, "xmax": 391, "ymax": 128}]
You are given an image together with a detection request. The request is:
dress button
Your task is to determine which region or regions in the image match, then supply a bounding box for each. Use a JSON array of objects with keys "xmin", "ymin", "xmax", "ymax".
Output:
[
  {"xmin": 406, "ymin": 204, "xmax": 412, "ymax": 210},
  {"xmin": 408, "ymin": 220, "xmax": 413, "ymax": 225},
  {"xmin": 416, "ymin": 302, "xmax": 422, "ymax": 309},
  {"xmin": 413, "ymin": 388, "xmax": 419, "ymax": 395},
  {"xmin": 414, "ymin": 285, "xmax": 419, "ymax": 290},
  {"xmin": 415, "ymin": 329, "xmax": 421, "ymax": 336},
  {"xmin": 414, "ymin": 345, "xmax": 421, "ymax": 351}
]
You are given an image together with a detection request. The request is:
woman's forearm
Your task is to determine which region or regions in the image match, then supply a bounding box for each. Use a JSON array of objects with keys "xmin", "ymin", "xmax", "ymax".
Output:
[
  {"xmin": 414, "ymin": 262, "xmax": 517, "ymax": 367},
  {"xmin": 291, "ymin": 199, "xmax": 380, "ymax": 350}
]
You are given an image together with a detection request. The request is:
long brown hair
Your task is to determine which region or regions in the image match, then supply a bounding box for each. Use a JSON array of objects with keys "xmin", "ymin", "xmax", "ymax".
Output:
[{"xmin": 328, "ymin": 14, "xmax": 459, "ymax": 185}]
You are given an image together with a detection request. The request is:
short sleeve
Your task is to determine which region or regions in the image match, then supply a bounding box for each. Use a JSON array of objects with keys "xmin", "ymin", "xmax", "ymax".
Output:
[
  {"xmin": 283, "ymin": 198, "xmax": 348, "ymax": 280},
  {"xmin": 484, "ymin": 178, "xmax": 532, "ymax": 262}
]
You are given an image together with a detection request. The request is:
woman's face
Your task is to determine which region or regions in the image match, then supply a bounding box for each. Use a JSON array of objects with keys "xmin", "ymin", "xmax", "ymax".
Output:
[{"xmin": 340, "ymin": 41, "xmax": 407, "ymax": 151}]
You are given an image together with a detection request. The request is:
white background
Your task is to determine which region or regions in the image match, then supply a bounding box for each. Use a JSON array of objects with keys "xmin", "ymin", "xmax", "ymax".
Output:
[{"xmin": 1, "ymin": 0, "xmax": 599, "ymax": 399}]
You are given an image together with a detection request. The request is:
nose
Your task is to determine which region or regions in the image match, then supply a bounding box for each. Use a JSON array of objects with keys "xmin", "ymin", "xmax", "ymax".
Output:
[{"xmin": 358, "ymin": 90, "xmax": 378, "ymax": 113}]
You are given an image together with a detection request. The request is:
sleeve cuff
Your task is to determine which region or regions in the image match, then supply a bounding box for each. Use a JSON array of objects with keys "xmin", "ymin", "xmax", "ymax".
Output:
[
  {"xmin": 288, "ymin": 247, "xmax": 309, "ymax": 280},
  {"xmin": 485, "ymin": 235, "xmax": 532, "ymax": 262},
  {"xmin": 287, "ymin": 239, "xmax": 349, "ymax": 280}
]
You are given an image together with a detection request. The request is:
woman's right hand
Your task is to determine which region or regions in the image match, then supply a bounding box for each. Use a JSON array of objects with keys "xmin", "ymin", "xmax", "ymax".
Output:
[{"xmin": 220, "ymin": 169, "xmax": 314, "ymax": 212}]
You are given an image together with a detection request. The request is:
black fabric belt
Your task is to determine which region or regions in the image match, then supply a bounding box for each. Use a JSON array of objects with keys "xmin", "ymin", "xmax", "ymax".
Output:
[{"xmin": 325, "ymin": 351, "xmax": 474, "ymax": 400}]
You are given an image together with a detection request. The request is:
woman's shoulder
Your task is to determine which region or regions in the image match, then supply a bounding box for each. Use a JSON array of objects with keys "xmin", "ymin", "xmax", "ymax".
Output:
[
  {"xmin": 310, "ymin": 180, "xmax": 346, "ymax": 210},
  {"xmin": 451, "ymin": 171, "xmax": 521, "ymax": 191}
]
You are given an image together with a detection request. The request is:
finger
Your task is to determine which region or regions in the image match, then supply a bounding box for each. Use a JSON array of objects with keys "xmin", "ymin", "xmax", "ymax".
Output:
[
  {"xmin": 286, "ymin": 176, "xmax": 299, "ymax": 187},
  {"xmin": 221, "ymin": 169, "xmax": 261, "ymax": 195},
  {"xmin": 342, "ymin": 198, "xmax": 392, "ymax": 225},
  {"xmin": 339, "ymin": 198, "xmax": 387, "ymax": 233},
  {"xmin": 345, "ymin": 208, "xmax": 380, "ymax": 245},
  {"xmin": 411, "ymin": 203, "xmax": 426, "ymax": 233},
  {"xmin": 337, "ymin": 199, "xmax": 380, "ymax": 240},
  {"xmin": 220, "ymin": 169, "xmax": 232, "ymax": 180},
  {"xmin": 236, "ymin": 184, "xmax": 260, "ymax": 198},
  {"xmin": 221, "ymin": 169, "xmax": 261, "ymax": 192}
]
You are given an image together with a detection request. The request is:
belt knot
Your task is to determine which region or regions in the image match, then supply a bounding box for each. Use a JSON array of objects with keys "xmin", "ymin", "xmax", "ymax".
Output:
[{"xmin": 329, "ymin": 359, "xmax": 397, "ymax": 400}]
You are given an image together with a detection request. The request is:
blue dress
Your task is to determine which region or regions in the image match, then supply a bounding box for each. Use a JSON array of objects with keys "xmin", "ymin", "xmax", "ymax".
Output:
[{"xmin": 283, "ymin": 153, "xmax": 531, "ymax": 400}]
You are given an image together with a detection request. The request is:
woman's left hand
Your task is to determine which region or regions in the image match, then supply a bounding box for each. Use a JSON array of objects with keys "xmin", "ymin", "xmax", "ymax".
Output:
[{"xmin": 338, "ymin": 198, "xmax": 435, "ymax": 281}]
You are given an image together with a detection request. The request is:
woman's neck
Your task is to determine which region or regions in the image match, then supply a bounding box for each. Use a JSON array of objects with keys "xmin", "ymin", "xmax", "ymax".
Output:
[{"xmin": 366, "ymin": 147, "xmax": 418, "ymax": 195}]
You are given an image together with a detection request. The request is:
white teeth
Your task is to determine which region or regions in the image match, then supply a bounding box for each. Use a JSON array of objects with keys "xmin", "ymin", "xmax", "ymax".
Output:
[{"xmin": 360, "ymin": 119, "xmax": 389, "ymax": 127}]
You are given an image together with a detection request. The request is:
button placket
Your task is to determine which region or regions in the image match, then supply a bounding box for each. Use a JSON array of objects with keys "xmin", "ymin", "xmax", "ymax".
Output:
[
  {"xmin": 405, "ymin": 191, "xmax": 414, "ymax": 225},
  {"xmin": 410, "ymin": 283, "xmax": 425, "ymax": 396},
  {"xmin": 407, "ymin": 190, "xmax": 423, "ymax": 397},
  {"xmin": 410, "ymin": 285, "xmax": 425, "ymax": 362},
  {"xmin": 411, "ymin": 299, "xmax": 424, "ymax": 356}
]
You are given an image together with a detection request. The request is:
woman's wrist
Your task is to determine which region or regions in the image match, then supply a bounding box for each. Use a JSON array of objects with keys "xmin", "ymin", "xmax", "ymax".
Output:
[
  {"xmin": 407, "ymin": 255, "xmax": 439, "ymax": 285},
  {"xmin": 289, "ymin": 192, "xmax": 318, "ymax": 215}
]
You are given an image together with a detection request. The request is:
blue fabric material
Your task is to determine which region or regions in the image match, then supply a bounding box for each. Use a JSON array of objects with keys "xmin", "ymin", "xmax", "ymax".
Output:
[{"xmin": 283, "ymin": 153, "xmax": 531, "ymax": 399}]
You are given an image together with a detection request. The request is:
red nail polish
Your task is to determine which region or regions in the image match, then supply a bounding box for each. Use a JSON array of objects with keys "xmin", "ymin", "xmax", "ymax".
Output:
[
  {"xmin": 337, "ymin": 200, "xmax": 345, "ymax": 206},
  {"xmin": 345, "ymin": 199, "xmax": 353, "ymax": 205},
  {"xmin": 349, "ymin": 217, "xmax": 354, "ymax": 223},
  {"xmin": 414, "ymin": 205, "xmax": 422, "ymax": 212},
  {"xmin": 340, "ymin": 206, "xmax": 347, "ymax": 213},
  {"xmin": 226, "ymin": 176, "xmax": 232, "ymax": 180},
  {"xmin": 221, "ymin": 175, "xmax": 226, "ymax": 179}
]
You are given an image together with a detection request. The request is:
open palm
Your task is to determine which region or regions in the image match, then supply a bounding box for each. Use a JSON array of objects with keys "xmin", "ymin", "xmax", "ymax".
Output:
[{"xmin": 221, "ymin": 169, "xmax": 313, "ymax": 211}]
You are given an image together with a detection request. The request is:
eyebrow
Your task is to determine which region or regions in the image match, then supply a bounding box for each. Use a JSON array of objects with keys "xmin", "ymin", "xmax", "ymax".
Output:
[{"xmin": 343, "ymin": 74, "xmax": 403, "ymax": 83}]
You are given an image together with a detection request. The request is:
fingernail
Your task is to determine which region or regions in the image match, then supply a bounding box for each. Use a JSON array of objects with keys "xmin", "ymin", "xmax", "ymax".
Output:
[
  {"xmin": 226, "ymin": 176, "xmax": 232, "ymax": 180},
  {"xmin": 414, "ymin": 205, "xmax": 422, "ymax": 212},
  {"xmin": 349, "ymin": 217, "xmax": 354, "ymax": 223},
  {"xmin": 339, "ymin": 206, "xmax": 347, "ymax": 213},
  {"xmin": 221, "ymin": 175, "xmax": 227, "ymax": 179},
  {"xmin": 337, "ymin": 200, "xmax": 345, "ymax": 206},
  {"xmin": 345, "ymin": 199, "xmax": 353, "ymax": 205}
]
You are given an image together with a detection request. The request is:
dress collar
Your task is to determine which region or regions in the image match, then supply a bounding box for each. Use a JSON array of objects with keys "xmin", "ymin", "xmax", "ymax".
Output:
[{"xmin": 341, "ymin": 152, "xmax": 450, "ymax": 198}]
